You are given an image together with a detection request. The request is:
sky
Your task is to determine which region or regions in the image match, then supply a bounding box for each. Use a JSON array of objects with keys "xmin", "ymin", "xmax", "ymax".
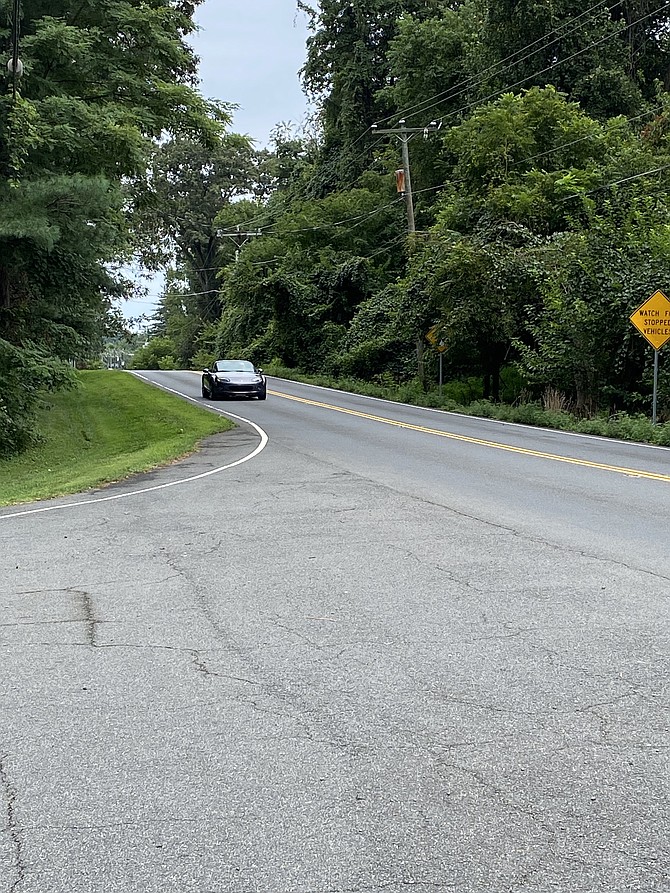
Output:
[
  {"xmin": 194, "ymin": 2, "xmax": 312, "ymax": 145},
  {"xmin": 123, "ymin": 2, "xmax": 313, "ymax": 325}
]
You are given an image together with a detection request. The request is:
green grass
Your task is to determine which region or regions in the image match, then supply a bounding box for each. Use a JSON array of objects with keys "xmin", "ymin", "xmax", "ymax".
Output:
[{"xmin": 0, "ymin": 370, "xmax": 234, "ymax": 506}]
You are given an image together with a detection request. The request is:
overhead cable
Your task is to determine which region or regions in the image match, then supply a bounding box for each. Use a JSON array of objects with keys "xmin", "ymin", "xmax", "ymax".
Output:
[{"xmin": 376, "ymin": 0, "xmax": 623, "ymax": 127}]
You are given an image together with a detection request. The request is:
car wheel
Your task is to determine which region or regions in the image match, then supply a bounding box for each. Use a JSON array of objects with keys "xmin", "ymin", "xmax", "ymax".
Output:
[
  {"xmin": 258, "ymin": 391, "xmax": 267, "ymax": 401},
  {"xmin": 201, "ymin": 381, "xmax": 208, "ymax": 398}
]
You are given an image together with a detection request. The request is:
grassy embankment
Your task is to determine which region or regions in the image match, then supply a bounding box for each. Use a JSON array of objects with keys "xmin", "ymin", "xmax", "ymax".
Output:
[
  {"xmin": 0, "ymin": 370, "xmax": 233, "ymax": 507},
  {"xmin": 265, "ymin": 364, "xmax": 670, "ymax": 446}
]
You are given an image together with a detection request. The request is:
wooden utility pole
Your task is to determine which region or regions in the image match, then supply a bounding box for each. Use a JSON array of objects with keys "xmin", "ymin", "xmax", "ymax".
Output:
[{"xmin": 371, "ymin": 119, "xmax": 441, "ymax": 385}]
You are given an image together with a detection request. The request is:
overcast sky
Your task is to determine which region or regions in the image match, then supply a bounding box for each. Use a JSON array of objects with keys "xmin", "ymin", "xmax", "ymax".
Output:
[
  {"xmin": 194, "ymin": 2, "xmax": 312, "ymax": 145},
  {"xmin": 124, "ymin": 2, "xmax": 312, "ymax": 323}
]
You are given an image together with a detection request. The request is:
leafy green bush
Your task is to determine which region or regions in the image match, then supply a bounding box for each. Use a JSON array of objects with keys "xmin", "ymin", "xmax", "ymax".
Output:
[
  {"xmin": 130, "ymin": 337, "xmax": 178, "ymax": 370},
  {"xmin": 0, "ymin": 339, "xmax": 75, "ymax": 458},
  {"xmin": 604, "ymin": 413, "xmax": 659, "ymax": 443},
  {"xmin": 655, "ymin": 423, "xmax": 670, "ymax": 446},
  {"xmin": 191, "ymin": 349, "xmax": 216, "ymax": 370}
]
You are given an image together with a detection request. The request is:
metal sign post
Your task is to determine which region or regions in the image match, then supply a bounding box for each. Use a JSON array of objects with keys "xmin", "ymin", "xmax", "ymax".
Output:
[
  {"xmin": 653, "ymin": 349, "xmax": 659, "ymax": 426},
  {"xmin": 426, "ymin": 326, "xmax": 447, "ymax": 398}
]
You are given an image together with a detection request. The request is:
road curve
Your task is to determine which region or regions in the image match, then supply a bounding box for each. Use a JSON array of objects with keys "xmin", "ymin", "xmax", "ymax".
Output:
[{"xmin": 0, "ymin": 370, "xmax": 668, "ymax": 893}]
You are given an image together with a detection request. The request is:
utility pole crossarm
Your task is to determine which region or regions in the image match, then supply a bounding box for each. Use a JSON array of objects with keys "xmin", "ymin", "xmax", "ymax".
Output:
[
  {"xmin": 370, "ymin": 121, "xmax": 442, "ymax": 136},
  {"xmin": 216, "ymin": 227, "xmax": 263, "ymax": 262},
  {"xmin": 370, "ymin": 119, "xmax": 442, "ymax": 235}
]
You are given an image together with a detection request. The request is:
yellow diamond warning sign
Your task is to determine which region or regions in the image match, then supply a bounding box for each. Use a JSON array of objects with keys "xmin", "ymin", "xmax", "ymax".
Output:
[
  {"xmin": 426, "ymin": 325, "xmax": 447, "ymax": 352},
  {"xmin": 630, "ymin": 290, "xmax": 670, "ymax": 350}
]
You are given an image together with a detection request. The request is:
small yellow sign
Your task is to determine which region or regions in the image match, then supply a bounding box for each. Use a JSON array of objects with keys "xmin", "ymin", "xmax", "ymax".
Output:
[
  {"xmin": 426, "ymin": 325, "xmax": 447, "ymax": 352},
  {"xmin": 630, "ymin": 290, "xmax": 670, "ymax": 350}
]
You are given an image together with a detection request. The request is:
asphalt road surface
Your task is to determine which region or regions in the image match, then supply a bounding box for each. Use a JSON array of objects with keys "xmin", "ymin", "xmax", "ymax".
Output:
[{"xmin": 1, "ymin": 371, "xmax": 668, "ymax": 893}]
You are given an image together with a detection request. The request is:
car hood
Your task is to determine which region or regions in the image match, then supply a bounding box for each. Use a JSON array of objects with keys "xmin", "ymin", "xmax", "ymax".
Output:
[{"xmin": 214, "ymin": 372, "xmax": 261, "ymax": 382}]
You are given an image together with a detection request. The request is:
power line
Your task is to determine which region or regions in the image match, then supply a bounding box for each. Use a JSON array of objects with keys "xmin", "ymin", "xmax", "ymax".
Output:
[
  {"xmin": 417, "ymin": 0, "xmax": 670, "ymax": 131},
  {"xmin": 339, "ymin": 0, "xmax": 665, "ymax": 203},
  {"xmin": 248, "ymin": 195, "xmax": 404, "ymax": 237},
  {"xmin": 562, "ymin": 160, "xmax": 670, "ymax": 200},
  {"xmin": 140, "ymin": 5, "xmax": 670, "ymax": 294},
  {"xmin": 216, "ymin": 137, "xmax": 390, "ymax": 238},
  {"xmin": 403, "ymin": 143, "xmax": 670, "ymax": 208},
  {"xmin": 512, "ymin": 106, "xmax": 665, "ymax": 168},
  {"xmin": 213, "ymin": 6, "xmax": 670, "ymax": 248},
  {"xmin": 377, "ymin": 0, "xmax": 622, "ymax": 128},
  {"xmin": 157, "ymin": 288, "xmax": 220, "ymax": 298}
]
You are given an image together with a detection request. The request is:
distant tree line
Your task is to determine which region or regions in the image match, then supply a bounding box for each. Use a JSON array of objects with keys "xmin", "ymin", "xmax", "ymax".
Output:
[{"xmin": 3, "ymin": 1, "xmax": 670, "ymax": 457}]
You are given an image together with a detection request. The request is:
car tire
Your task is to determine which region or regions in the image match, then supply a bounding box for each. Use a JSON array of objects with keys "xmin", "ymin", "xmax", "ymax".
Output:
[
  {"xmin": 201, "ymin": 381, "xmax": 208, "ymax": 398},
  {"xmin": 258, "ymin": 392, "xmax": 267, "ymax": 401}
]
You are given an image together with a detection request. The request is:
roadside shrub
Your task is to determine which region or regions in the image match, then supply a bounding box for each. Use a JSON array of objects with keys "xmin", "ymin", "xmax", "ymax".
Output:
[
  {"xmin": 605, "ymin": 413, "xmax": 658, "ymax": 443},
  {"xmin": 442, "ymin": 378, "xmax": 483, "ymax": 404},
  {"xmin": 576, "ymin": 418, "xmax": 609, "ymax": 437},
  {"xmin": 0, "ymin": 339, "xmax": 75, "ymax": 457},
  {"xmin": 130, "ymin": 337, "xmax": 178, "ymax": 370},
  {"xmin": 191, "ymin": 349, "xmax": 216, "ymax": 370}
]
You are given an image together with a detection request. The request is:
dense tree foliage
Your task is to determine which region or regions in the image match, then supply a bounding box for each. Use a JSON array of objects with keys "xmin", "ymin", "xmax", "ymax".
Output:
[
  {"xmin": 0, "ymin": 0, "xmax": 217, "ymax": 455},
  {"xmin": 298, "ymin": 0, "xmax": 446, "ymax": 190}
]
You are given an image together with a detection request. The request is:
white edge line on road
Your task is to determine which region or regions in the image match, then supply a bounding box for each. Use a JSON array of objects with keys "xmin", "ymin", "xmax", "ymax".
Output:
[
  {"xmin": 268, "ymin": 376, "xmax": 670, "ymax": 455},
  {"xmin": 0, "ymin": 375, "xmax": 269, "ymax": 521}
]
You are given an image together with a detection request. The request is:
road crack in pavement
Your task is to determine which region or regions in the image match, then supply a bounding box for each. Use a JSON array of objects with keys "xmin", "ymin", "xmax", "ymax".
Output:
[
  {"xmin": 434, "ymin": 755, "xmax": 555, "ymax": 832},
  {"xmin": 289, "ymin": 452, "xmax": 670, "ymax": 584},
  {"xmin": 396, "ymin": 546, "xmax": 486, "ymax": 593},
  {"xmin": 313, "ymin": 882, "xmax": 458, "ymax": 892},
  {"xmin": 0, "ymin": 619, "xmax": 106, "ymax": 629},
  {"xmin": 76, "ymin": 590, "xmax": 97, "ymax": 646},
  {"xmin": 5, "ymin": 576, "xmax": 182, "ymax": 597},
  {"xmin": 190, "ymin": 652, "xmax": 262, "ymax": 686},
  {"xmin": 0, "ymin": 755, "xmax": 25, "ymax": 893}
]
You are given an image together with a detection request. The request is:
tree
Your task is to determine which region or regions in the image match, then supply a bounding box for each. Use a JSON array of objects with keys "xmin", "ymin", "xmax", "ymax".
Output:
[
  {"xmin": 134, "ymin": 128, "xmax": 258, "ymax": 325},
  {"xmin": 0, "ymin": 0, "xmax": 215, "ymax": 455},
  {"xmin": 298, "ymin": 0, "xmax": 444, "ymax": 190},
  {"xmin": 515, "ymin": 200, "xmax": 670, "ymax": 414}
]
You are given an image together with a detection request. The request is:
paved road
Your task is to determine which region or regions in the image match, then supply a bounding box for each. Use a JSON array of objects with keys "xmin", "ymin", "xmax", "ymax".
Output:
[{"xmin": 1, "ymin": 371, "xmax": 668, "ymax": 893}]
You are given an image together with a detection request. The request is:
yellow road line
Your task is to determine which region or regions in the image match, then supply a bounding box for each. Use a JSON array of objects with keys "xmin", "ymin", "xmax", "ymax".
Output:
[{"xmin": 267, "ymin": 390, "xmax": 670, "ymax": 483}]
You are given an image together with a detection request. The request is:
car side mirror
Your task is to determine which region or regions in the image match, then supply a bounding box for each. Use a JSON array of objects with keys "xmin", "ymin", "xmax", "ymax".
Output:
[
  {"xmin": 257, "ymin": 368, "xmax": 263, "ymax": 375},
  {"xmin": 203, "ymin": 368, "xmax": 210, "ymax": 373}
]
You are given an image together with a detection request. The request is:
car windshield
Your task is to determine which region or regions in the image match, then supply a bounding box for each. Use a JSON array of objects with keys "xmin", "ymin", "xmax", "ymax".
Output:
[{"xmin": 214, "ymin": 360, "xmax": 255, "ymax": 373}]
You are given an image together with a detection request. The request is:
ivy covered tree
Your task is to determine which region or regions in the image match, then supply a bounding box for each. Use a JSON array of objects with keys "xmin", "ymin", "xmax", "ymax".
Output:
[
  {"xmin": 298, "ymin": 0, "xmax": 445, "ymax": 191},
  {"xmin": 397, "ymin": 86, "xmax": 670, "ymax": 407}
]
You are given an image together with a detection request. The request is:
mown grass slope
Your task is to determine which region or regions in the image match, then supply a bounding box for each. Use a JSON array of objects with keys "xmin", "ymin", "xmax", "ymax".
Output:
[{"xmin": 0, "ymin": 371, "xmax": 233, "ymax": 506}]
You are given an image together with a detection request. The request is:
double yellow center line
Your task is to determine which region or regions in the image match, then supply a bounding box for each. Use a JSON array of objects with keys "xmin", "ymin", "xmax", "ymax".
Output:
[{"xmin": 269, "ymin": 390, "xmax": 670, "ymax": 484}]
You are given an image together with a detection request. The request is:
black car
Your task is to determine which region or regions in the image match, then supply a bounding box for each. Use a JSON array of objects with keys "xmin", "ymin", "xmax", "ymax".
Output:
[{"xmin": 201, "ymin": 360, "xmax": 267, "ymax": 400}]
